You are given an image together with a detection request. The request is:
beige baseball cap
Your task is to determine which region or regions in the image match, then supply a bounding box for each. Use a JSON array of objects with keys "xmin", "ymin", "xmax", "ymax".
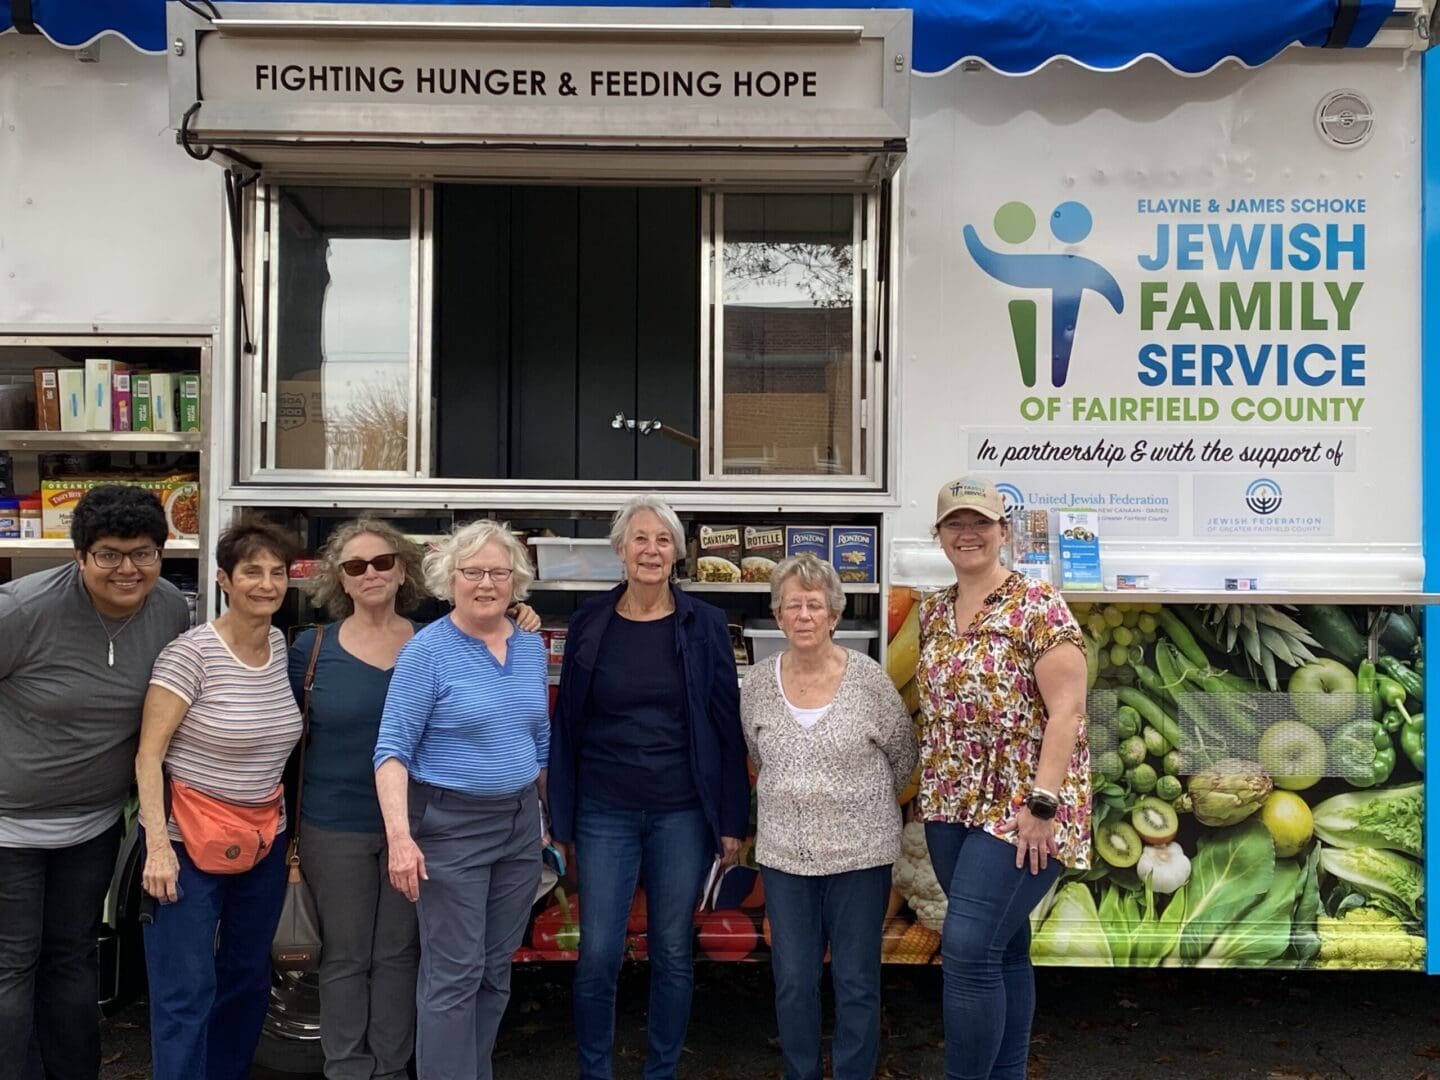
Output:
[{"xmin": 934, "ymin": 475, "xmax": 1005, "ymax": 527}]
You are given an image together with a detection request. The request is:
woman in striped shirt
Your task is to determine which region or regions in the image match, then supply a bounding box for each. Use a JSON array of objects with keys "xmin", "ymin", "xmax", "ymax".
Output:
[
  {"xmin": 373, "ymin": 520, "xmax": 549, "ymax": 1080},
  {"xmin": 135, "ymin": 519, "xmax": 304, "ymax": 1080}
]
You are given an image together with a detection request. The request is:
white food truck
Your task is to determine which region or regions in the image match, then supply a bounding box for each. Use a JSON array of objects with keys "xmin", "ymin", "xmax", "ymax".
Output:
[{"xmin": 2, "ymin": 0, "xmax": 1436, "ymax": 1070}]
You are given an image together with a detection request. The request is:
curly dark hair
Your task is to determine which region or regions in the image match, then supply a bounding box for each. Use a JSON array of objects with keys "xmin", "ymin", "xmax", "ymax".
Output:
[
  {"xmin": 215, "ymin": 517, "xmax": 302, "ymax": 577},
  {"xmin": 70, "ymin": 485, "xmax": 167, "ymax": 552}
]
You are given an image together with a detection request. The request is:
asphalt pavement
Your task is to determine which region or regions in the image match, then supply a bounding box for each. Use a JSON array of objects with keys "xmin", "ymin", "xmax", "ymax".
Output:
[{"xmin": 98, "ymin": 963, "xmax": 1440, "ymax": 1079}]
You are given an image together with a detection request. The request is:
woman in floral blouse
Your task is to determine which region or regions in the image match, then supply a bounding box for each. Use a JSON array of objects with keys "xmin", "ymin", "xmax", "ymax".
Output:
[{"xmin": 915, "ymin": 475, "xmax": 1090, "ymax": 1080}]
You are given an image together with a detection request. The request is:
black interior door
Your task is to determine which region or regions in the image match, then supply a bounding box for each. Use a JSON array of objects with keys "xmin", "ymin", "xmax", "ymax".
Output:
[{"xmin": 434, "ymin": 184, "xmax": 699, "ymax": 481}]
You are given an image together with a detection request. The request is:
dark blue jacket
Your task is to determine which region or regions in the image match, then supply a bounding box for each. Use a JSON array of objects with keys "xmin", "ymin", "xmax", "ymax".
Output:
[{"xmin": 547, "ymin": 584, "xmax": 750, "ymax": 852}]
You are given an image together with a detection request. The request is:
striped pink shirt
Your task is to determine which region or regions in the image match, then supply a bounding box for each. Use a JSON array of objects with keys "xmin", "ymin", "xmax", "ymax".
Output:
[{"xmin": 150, "ymin": 622, "xmax": 302, "ymax": 841}]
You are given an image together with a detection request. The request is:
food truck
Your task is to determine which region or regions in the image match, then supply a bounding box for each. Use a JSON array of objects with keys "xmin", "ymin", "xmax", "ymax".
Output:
[{"xmin": 1, "ymin": 0, "xmax": 1436, "ymax": 1069}]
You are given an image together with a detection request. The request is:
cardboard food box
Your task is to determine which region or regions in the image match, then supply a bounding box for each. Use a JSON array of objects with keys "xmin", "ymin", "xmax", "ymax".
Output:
[
  {"xmin": 695, "ymin": 525, "xmax": 742, "ymax": 583},
  {"xmin": 830, "ymin": 526, "xmax": 877, "ymax": 584},
  {"xmin": 149, "ymin": 372, "xmax": 176, "ymax": 433},
  {"xmin": 132, "ymin": 373, "xmax": 153, "ymax": 431},
  {"xmin": 784, "ymin": 525, "xmax": 830, "ymax": 562},
  {"xmin": 111, "ymin": 368, "xmax": 132, "ymax": 432},
  {"xmin": 741, "ymin": 526, "xmax": 784, "ymax": 583},
  {"xmin": 178, "ymin": 373, "xmax": 202, "ymax": 433},
  {"xmin": 32, "ymin": 369, "xmax": 60, "ymax": 431},
  {"xmin": 84, "ymin": 358, "xmax": 114, "ymax": 432},
  {"xmin": 276, "ymin": 379, "xmax": 328, "ymax": 469},
  {"xmin": 158, "ymin": 479, "xmax": 201, "ymax": 540},
  {"xmin": 41, "ymin": 479, "xmax": 98, "ymax": 538},
  {"xmin": 57, "ymin": 369, "xmax": 86, "ymax": 432}
]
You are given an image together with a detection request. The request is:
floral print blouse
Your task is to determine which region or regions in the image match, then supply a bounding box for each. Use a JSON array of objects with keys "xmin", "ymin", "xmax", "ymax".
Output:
[{"xmin": 915, "ymin": 572, "xmax": 1092, "ymax": 869}]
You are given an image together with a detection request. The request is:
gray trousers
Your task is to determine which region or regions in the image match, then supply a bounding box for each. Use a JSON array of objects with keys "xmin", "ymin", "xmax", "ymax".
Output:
[
  {"xmin": 299, "ymin": 824, "xmax": 420, "ymax": 1080},
  {"xmin": 408, "ymin": 782, "xmax": 541, "ymax": 1080}
]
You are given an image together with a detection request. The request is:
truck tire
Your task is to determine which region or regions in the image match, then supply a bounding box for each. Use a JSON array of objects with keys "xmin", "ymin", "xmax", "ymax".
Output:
[{"xmin": 251, "ymin": 970, "xmax": 324, "ymax": 1074}]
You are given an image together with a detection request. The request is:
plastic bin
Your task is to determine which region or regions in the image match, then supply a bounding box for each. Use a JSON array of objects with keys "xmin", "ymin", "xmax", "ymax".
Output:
[
  {"xmin": 742, "ymin": 618, "xmax": 879, "ymax": 665},
  {"xmin": 531, "ymin": 536, "xmax": 623, "ymax": 581}
]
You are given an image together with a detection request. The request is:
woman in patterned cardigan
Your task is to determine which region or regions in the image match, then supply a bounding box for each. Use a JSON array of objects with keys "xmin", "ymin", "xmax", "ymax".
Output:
[{"xmin": 740, "ymin": 554, "xmax": 916, "ymax": 1080}]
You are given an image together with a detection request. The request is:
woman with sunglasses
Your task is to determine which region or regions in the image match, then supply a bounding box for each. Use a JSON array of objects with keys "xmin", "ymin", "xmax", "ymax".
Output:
[
  {"xmin": 286, "ymin": 521, "xmax": 426, "ymax": 1080},
  {"xmin": 373, "ymin": 520, "xmax": 550, "ymax": 1080}
]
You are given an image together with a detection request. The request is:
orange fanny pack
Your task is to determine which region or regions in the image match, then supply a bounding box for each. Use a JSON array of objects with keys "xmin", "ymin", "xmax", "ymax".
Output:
[{"xmin": 169, "ymin": 778, "xmax": 283, "ymax": 875}]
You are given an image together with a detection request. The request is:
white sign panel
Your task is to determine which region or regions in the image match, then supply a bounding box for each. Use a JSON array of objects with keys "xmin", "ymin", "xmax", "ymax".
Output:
[
  {"xmin": 897, "ymin": 54, "xmax": 1421, "ymax": 589},
  {"xmin": 171, "ymin": 5, "xmax": 910, "ymax": 145}
]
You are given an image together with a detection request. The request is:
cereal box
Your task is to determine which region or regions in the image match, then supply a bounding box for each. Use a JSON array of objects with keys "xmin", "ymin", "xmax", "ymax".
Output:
[
  {"xmin": 696, "ymin": 525, "xmax": 742, "ymax": 583},
  {"xmin": 785, "ymin": 525, "xmax": 830, "ymax": 562},
  {"xmin": 741, "ymin": 526, "xmax": 784, "ymax": 583},
  {"xmin": 829, "ymin": 526, "xmax": 877, "ymax": 584}
]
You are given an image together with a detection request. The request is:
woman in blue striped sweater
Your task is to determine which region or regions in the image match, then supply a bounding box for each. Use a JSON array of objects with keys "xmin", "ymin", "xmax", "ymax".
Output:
[{"xmin": 373, "ymin": 520, "xmax": 549, "ymax": 1080}]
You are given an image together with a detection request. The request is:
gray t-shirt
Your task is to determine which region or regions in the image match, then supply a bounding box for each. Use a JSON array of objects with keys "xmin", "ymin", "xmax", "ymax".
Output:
[{"xmin": 0, "ymin": 562, "xmax": 191, "ymax": 833}]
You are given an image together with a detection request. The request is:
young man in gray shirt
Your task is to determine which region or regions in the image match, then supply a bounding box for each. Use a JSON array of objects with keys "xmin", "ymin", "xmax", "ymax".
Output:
[{"xmin": 0, "ymin": 485, "xmax": 190, "ymax": 1080}]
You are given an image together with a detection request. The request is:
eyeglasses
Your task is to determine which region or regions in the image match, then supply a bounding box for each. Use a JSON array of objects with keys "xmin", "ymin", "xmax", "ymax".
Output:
[
  {"xmin": 89, "ymin": 547, "xmax": 161, "ymax": 568},
  {"xmin": 340, "ymin": 553, "xmax": 399, "ymax": 577},
  {"xmin": 458, "ymin": 567, "xmax": 513, "ymax": 583},
  {"xmin": 781, "ymin": 600, "xmax": 831, "ymax": 616},
  {"xmin": 940, "ymin": 518, "xmax": 1000, "ymax": 533}
]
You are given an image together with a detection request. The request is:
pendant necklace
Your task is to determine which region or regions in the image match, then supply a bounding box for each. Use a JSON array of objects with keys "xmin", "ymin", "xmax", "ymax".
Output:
[{"xmin": 92, "ymin": 604, "xmax": 140, "ymax": 667}]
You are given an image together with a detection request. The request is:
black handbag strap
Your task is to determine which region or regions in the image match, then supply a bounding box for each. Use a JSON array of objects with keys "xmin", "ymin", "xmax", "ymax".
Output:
[{"xmin": 290, "ymin": 624, "xmax": 325, "ymax": 855}]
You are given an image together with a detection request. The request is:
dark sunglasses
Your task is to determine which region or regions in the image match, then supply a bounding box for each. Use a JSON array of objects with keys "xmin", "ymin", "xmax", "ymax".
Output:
[{"xmin": 340, "ymin": 553, "xmax": 399, "ymax": 577}]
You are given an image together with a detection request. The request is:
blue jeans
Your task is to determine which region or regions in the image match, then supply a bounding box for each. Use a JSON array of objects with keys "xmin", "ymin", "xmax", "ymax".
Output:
[
  {"xmin": 142, "ymin": 830, "xmax": 289, "ymax": 1080},
  {"xmin": 924, "ymin": 824, "xmax": 1060, "ymax": 1080},
  {"xmin": 761, "ymin": 864, "xmax": 891, "ymax": 1080},
  {"xmin": 573, "ymin": 798, "xmax": 711, "ymax": 1080}
]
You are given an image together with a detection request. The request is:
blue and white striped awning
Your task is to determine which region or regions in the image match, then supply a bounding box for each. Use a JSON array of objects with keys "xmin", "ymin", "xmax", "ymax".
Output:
[{"xmin": 0, "ymin": 0, "xmax": 1407, "ymax": 75}]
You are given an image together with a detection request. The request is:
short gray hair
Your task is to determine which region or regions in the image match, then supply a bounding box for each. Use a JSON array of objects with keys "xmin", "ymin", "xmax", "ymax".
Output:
[
  {"xmin": 609, "ymin": 495, "xmax": 686, "ymax": 556},
  {"xmin": 769, "ymin": 554, "xmax": 845, "ymax": 618},
  {"xmin": 424, "ymin": 519, "xmax": 534, "ymax": 602}
]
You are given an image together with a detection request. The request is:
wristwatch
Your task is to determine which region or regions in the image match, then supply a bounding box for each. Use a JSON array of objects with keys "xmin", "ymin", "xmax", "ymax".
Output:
[{"xmin": 1026, "ymin": 789, "xmax": 1059, "ymax": 820}]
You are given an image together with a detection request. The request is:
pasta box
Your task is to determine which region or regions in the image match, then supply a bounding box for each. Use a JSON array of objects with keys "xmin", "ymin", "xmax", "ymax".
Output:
[
  {"xmin": 784, "ymin": 525, "xmax": 830, "ymax": 562},
  {"xmin": 830, "ymin": 526, "xmax": 877, "ymax": 584},
  {"xmin": 741, "ymin": 525, "xmax": 784, "ymax": 582}
]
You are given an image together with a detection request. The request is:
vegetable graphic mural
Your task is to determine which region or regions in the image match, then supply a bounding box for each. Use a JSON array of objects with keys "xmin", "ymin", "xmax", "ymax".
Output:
[
  {"xmin": 515, "ymin": 597, "xmax": 1423, "ymax": 971},
  {"xmin": 883, "ymin": 595, "xmax": 1426, "ymax": 972}
]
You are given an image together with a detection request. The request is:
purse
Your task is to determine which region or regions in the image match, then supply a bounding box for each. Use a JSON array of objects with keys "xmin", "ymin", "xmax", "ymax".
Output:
[
  {"xmin": 271, "ymin": 625, "xmax": 326, "ymax": 973},
  {"xmin": 168, "ymin": 777, "xmax": 283, "ymax": 875}
]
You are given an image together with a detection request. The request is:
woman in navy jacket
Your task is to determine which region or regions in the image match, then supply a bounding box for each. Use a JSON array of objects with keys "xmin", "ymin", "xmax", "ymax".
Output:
[{"xmin": 548, "ymin": 495, "xmax": 749, "ymax": 1080}]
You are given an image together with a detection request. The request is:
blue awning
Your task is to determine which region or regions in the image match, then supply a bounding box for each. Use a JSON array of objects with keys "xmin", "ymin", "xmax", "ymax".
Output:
[{"xmin": 0, "ymin": 0, "xmax": 1401, "ymax": 74}]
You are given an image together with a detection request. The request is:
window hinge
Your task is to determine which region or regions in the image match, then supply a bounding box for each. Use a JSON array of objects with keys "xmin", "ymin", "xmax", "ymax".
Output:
[
  {"xmin": 259, "ymin": 390, "xmax": 268, "ymax": 417},
  {"xmin": 860, "ymin": 396, "xmax": 870, "ymax": 430}
]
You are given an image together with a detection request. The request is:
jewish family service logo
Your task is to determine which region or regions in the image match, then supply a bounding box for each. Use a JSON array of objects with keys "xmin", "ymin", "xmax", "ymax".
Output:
[{"xmin": 964, "ymin": 201, "xmax": 1124, "ymax": 389}]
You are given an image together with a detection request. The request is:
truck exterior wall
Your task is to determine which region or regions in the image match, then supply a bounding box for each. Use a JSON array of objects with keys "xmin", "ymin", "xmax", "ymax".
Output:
[
  {"xmin": 894, "ymin": 54, "xmax": 1422, "ymax": 593},
  {"xmin": 0, "ymin": 38, "xmax": 220, "ymax": 328}
]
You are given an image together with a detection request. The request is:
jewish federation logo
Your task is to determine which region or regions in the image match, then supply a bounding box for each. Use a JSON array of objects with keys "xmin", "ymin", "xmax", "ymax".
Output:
[
  {"xmin": 1245, "ymin": 478, "xmax": 1283, "ymax": 516},
  {"xmin": 964, "ymin": 201, "xmax": 1124, "ymax": 388}
]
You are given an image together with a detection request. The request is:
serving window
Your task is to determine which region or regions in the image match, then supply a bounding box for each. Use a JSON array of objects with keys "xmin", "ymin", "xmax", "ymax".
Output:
[{"xmin": 249, "ymin": 181, "xmax": 886, "ymax": 490}]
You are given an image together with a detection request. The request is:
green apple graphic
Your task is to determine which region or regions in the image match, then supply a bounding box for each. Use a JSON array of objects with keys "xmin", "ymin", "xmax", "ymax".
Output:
[
  {"xmin": 1257, "ymin": 719, "xmax": 1326, "ymax": 791},
  {"xmin": 1287, "ymin": 659, "xmax": 1361, "ymax": 732}
]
